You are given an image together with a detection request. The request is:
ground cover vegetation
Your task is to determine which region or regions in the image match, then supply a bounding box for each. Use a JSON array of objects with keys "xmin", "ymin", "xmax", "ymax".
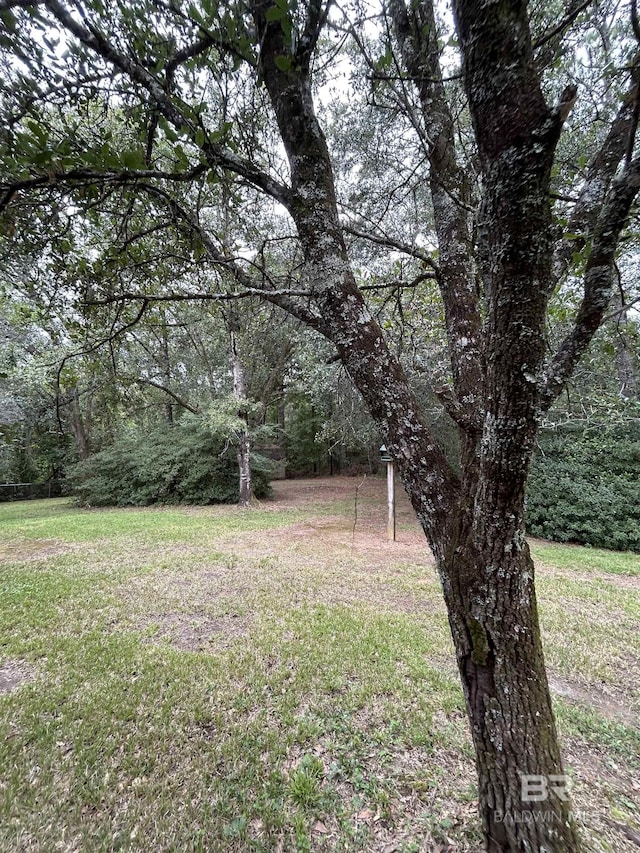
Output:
[
  {"xmin": 2, "ymin": 0, "xmax": 640, "ymax": 847},
  {"xmin": 0, "ymin": 481, "xmax": 639, "ymax": 852}
]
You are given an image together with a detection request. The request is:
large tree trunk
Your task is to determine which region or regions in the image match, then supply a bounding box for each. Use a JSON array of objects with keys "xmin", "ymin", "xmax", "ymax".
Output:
[
  {"xmin": 442, "ymin": 518, "xmax": 576, "ymax": 850},
  {"xmin": 250, "ymin": 3, "xmax": 582, "ymax": 848}
]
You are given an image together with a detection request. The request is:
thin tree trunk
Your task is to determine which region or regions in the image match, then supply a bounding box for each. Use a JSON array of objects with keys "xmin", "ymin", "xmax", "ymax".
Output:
[
  {"xmin": 68, "ymin": 387, "xmax": 90, "ymax": 461},
  {"xmin": 612, "ymin": 295, "xmax": 639, "ymax": 400},
  {"xmin": 159, "ymin": 314, "xmax": 173, "ymax": 424},
  {"xmin": 229, "ymin": 325, "xmax": 251, "ymax": 507}
]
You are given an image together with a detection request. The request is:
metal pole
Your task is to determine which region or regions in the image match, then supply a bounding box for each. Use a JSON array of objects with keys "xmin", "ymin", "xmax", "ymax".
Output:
[{"xmin": 387, "ymin": 460, "xmax": 396, "ymax": 542}]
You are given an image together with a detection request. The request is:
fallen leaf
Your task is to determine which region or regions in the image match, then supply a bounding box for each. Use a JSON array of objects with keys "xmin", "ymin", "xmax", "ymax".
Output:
[{"xmin": 357, "ymin": 808, "xmax": 375, "ymax": 822}]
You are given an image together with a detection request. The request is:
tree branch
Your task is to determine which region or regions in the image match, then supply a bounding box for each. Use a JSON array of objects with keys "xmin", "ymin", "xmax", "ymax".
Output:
[
  {"xmin": 603, "ymin": 292, "xmax": 640, "ymax": 322},
  {"xmin": 542, "ymin": 158, "xmax": 640, "ymax": 408},
  {"xmin": 0, "ymin": 166, "xmax": 208, "ymax": 213},
  {"xmin": 85, "ymin": 288, "xmax": 312, "ymax": 306},
  {"xmin": 388, "ymin": 0, "xmax": 482, "ymax": 425},
  {"xmin": 533, "ymin": 0, "xmax": 594, "ymax": 69},
  {"xmin": 632, "ymin": 0, "xmax": 640, "ymax": 44},
  {"xmin": 54, "ymin": 298, "xmax": 150, "ymax": 427},
  {"xmin": 342, "ymin": 223, "xmax": 440, "ymax": 271},
  {"xmin": 0, "ymin": 0, "xmax": 41, "ymax": 9},
  {"xmin": 360, "ymin": 273, "xmax": 437, "ymax": 290},
  {"xmin": 553, "ymin": 51, "xmax": 640, "ymax": 284},
  {"xmin": 132, "ymin": 182, "xmax": 326, "ymax": 327},
  {"xmin": 124, "ymin": 376, "xmax": 200, "ymax": 414},
  {"xmin": 41, "ymin": 0, "xmax": 291, "ymax": 207},
  {"xmin": 298, "ymin": 0, "xmax": 332, "ymax": 65}
]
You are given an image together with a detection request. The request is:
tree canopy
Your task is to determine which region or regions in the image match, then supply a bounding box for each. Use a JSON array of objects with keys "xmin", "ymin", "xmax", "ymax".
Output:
[{"xmin": 2, "ymin": 0, "xmax": 640, "ymax": 849}]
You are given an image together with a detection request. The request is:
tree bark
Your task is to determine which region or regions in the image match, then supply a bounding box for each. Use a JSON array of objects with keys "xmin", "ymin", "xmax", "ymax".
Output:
[
  {"xmin": 442, "ymin": 501, "xmax": 576, "ymax": 850},
  {"xmin": 449, "ymin": 2, "xmax": 581, "ymax": 846},
  {"xmin": 158, "ymin": 314, "xmax": 174, "ymax": 424},
  {"xmin": 68, "ymin": 386, "xmax": 91, "ymax": 461},
  {"xmin": 229, "ymin": 322, "xmax": 251, "ymax": 508},
  {"xmin": 612, "ymin": 295, "xmax": 639, "ymax": 400}
]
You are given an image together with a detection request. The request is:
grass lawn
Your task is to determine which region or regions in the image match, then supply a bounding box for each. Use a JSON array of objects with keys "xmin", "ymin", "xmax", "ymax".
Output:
[{"xmin": 0, "ymin": 477, "xmax": 638, "ymax": 852}]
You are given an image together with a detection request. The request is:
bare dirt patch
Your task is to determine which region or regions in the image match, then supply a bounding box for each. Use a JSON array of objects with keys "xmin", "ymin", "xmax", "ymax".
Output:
[
  {"xmin": 223, "ymin": 477, "xmax": 435, "ymax": 574},
  {"xmin": 113, "ymin": 480, "xmax": 442, "ymax": 627},
  {"xmin": 549, "ymin": 675, "xmax": 638, "ymax": 727},
  {"xmin": 0, "ymin": 539, "xmax": 70, "ymax": 563},
  {"xmin": 0, "ymin": 659, "xmax": 35, "ymax": 694},
  {"xmin": 272, "ymin": 476, "xmax": 426, "ymax": 533},
  {"xmin": 141, "ymin": 612, "xmax": 250, "ymax": 651},
  {"xmin": 263, "ymin": 477, "xmax": 370, "ymax": 510}
]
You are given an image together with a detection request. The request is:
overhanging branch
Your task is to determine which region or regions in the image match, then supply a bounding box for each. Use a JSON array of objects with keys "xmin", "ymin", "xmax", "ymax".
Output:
[
  {"xmin": 343, "ymin": 223, "xmax": 440, "ymax": 272},
  {"xmin": 124, "ymin": 376, "xmax": 200, "ymax": 414},
  {"xmin": 0, "ymin": 165, "xmax": 208, "ymax": 213},
  {"xmin": 542, "ymin": 158, "xmax": 640, "ymax": 408},
  {"xmin": 552, "ymin": 50, "xmax": 640, "ymax": 285},
  {"xmin": 85, "ymin": 288, "xmax": 311, "ymax": 306},
  {"xmin": 39, "ymin": 0, "xmax": 292, "ymax": 208}
]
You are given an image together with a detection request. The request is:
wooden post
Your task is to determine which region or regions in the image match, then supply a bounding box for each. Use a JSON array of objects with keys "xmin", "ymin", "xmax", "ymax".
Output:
[{"xmin": 387, "ymin": 459, "xmax": 396, "ymax": 542}]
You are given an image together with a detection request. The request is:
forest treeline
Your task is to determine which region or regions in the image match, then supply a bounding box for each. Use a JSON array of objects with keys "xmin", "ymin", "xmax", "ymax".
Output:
[{"xmin": 2, "ymin": 295, "xmax": 638, "ymax": 550}]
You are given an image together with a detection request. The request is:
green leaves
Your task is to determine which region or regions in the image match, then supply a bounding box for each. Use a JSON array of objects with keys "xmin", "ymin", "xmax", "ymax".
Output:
[
  {"xmin": 69, "ymin": 418, "xmax": 274, "ymax": 507},
  {"xmin": 527, "ymin": 424, "xmax": 640, "ymax": 552},
  {"xmin": 25, "ymin": 119, "xmax": 50, "ymax": 146},
  {"xmin": 265, "ymin": 0, "xmax": 293, "ymax": 46},
  {"xmin": 173, "ymin": 143, "xmax": 190, "ymax": 170},
  {"xmin": 265, "ymin": 4, "xmax": 285, "ymax": 22},
  {"xmin": 0, "ymin": 9, "xmax": 17, "ymax": 33},
  {"xmin": 274, "ymin": 54, "xmax": 293, "ymax": 72},
  {"xmin": 188, "ymin": 2, "xmax": 206, "ymax": 27},
  {"xmin": 157, "ymin": 116, "xmax": 180, "ymax": 143},
  {"xmin": 120, "ymin": 148, "xmax": 146, "ymax": 170}
]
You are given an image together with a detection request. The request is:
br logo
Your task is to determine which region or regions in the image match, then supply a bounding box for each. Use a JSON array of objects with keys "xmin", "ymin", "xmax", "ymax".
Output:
[{"xmin": 521, "ymin": 775, "xmax": 571, "ymax": 802}]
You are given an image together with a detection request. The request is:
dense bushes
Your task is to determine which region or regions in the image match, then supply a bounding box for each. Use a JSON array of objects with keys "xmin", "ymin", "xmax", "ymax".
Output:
[
  {"xmin": 68, "ymin": 418, "xmax": 272, "ymax": 506},
  {"xmin": 526, "ymin": 423, "xmax": 640, "ymax": 552}
]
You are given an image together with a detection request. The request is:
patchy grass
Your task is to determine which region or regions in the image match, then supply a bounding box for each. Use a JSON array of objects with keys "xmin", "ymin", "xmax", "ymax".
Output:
[{"xmin": 0, "ymin": 478, "xmax": 639, "ymax": 852}]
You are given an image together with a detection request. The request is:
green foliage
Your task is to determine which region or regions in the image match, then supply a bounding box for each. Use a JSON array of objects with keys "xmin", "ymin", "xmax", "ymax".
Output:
[
  {"xmin": 287, "ymin": 755, "xmax": 325, "ymax": 811},
  {"xmin": 527, "ymin": 422, "xmax": 640, "ymax": 552},
  {"xmin": 68, "ymin": 416, "xmax": 272, "ymax": 506},
  {"xmin": 284, "ymin": 396, "xmax": 329, "ymax": 476}
]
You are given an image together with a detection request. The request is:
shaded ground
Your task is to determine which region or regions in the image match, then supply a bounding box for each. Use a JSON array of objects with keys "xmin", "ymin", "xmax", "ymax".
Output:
[
  {"xmin": 119, "ymin": 478, "xmax": 640, "ymax": 850},
  {"xmin": 0, "ymin": 479, "xmax": 639, "ymax": 852}
]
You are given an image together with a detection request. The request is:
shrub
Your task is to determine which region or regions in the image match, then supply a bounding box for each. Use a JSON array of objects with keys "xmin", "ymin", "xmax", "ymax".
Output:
[
  {"xmin": 68, "ymin": 417, "xmax": 272, "ymax": 506},
  {"xmin": 526, "ymin": 423, "xmax": 640, "ymax": 552}
]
